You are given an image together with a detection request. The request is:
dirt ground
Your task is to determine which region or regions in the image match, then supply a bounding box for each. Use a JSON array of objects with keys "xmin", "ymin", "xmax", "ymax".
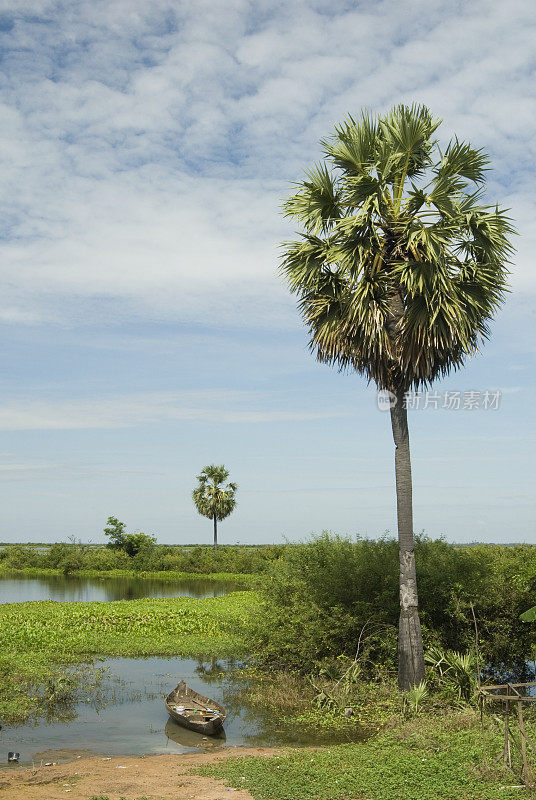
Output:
[{"xmin": 0, "ymin": 747, "xmax": 289, "ymax": 800}]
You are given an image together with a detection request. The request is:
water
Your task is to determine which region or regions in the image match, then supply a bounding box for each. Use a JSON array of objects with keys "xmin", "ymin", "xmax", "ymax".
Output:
[
  {"xmin": 0, "ymin": 575, "xmax": 243, "ymax": 603},
  {"xmin": 0, "ymin": 657, "xmax": 367, "ymax": 765}
]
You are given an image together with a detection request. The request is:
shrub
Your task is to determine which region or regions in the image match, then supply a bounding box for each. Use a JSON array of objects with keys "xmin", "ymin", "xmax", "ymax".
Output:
[
  {"xmin": 103, "ymin": 516, "xmax": 127, "ymax": 549},
  {"xmin": 42, "ymin": 542, "xmax": 71, "ymax": 568},
  {"xmin": 249, "ymin": 533, "xmax": 536, "ymax": 675},
  {"xmin": 123, "ymin": 532, "xmax": 156, "ymax": 558},
  {"xmin": 60, "ymin": 549, "xmax": 84, "ymax": 575},
  {"xmin": 81, "ymin": 547, "xmax": 129, "ymax": 571},
  {"xmin": 0, "ymin": 545, "xmax": 40, "ymax": 569}
]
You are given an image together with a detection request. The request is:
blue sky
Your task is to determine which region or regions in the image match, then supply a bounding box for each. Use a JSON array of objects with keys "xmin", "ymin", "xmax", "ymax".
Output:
[{"xmin": 0, "ymin": 0, "xmax": 534, "ymax": 544}]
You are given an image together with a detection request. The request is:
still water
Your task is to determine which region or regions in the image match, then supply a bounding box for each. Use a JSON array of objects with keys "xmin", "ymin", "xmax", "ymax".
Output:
[
  {"xmin": 0, "ymin": 575, "xmax": 243, "ymax": 603},
  {"xmin": 0, "ymin": 657, "xmax": 366, "ymax": 765}
]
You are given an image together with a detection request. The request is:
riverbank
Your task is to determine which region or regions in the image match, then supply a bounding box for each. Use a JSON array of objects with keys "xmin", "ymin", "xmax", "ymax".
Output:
[
  {"xmin": 0, "ymin": 566, "xmax": 254, "ymax": 583},
  {"xmin": 0, "ymin": 747, "xmax": 267, "ymax": 800},
  {"xmin": 0, "ymin": 722, "xmax": 527, "ymax": 800}
]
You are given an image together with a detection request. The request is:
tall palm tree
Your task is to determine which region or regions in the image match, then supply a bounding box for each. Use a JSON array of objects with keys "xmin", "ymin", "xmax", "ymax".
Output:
[
  {"xmin": 280, "ymin": 104, "xmax": 514, "ymax": 689},
  {"xmin": 192, "ymin": 465, "xmax": 237, "ymax": 551}
]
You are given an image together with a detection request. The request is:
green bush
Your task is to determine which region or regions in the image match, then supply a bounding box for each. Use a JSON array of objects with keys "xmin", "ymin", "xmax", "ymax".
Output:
[
  {"xmin": 249, "ymin": 533, "xmax": 536, "ymax": 675},
  {"xmin": 60, "ymin": 548, "xmax": 84, "ymax": 575},
  {"xmin": 123, "ymin": 532, "xmax": 156, "ymax": 558},
  {"xmin": 0, "ymin": 545, "xmax": 40, "ymax": 569},
  {"xmin": 472, "ymin": 543, "xmax": 536, "ymax": 671},
  {"xmin": 151, "ymin": 544, "xmax": 284, "ymax": 575},
  {"xmin": 42, "ymin": 542, "xmax": 71, "ymax": 568},
  {"xmin": 80, "ymin": 547, "xmax": 129, "ymax": 571}
]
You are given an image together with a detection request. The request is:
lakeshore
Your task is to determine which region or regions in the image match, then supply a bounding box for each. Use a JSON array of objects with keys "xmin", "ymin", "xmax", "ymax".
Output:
[{"xmin": 0, "ymin": 730, "xmax": 529, "ymax": 800}]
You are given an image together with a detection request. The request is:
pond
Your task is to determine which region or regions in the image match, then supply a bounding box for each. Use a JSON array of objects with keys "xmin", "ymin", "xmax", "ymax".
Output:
[
  {"xmin": 0, "ymin": 657, "xmax": 368, "ymax": 765},
  {"xmin": 0, "ymin": 575, "xmax": 244, "ymax": 603}
]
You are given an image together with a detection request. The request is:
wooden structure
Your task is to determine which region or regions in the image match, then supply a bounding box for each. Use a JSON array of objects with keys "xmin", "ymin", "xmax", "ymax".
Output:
[
  {"xmin": 165, "ymin": 680, "xmax": 226, "ymax": 735},
  {"xmin": 478, "ymin": 681, "xmax": 536, "ymax": 785}
]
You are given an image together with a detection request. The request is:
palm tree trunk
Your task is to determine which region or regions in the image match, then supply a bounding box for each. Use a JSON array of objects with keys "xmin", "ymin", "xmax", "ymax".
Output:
[
  {"xmin": 213, "ymin": 514, "xmax": 218, "ymax": 552},
  {"xmin": 390, "ymin": 389, "xmax": 425, "ymax": 689}
]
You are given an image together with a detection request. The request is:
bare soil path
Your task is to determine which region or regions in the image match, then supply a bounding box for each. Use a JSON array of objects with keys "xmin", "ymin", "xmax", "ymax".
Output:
[{"xmin": 0, "ymin": 747, "xmax": 288, "ymax": 800}]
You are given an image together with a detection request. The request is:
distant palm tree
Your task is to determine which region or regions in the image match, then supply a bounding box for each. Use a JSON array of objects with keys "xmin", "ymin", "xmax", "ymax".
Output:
[
  {"xmin": 192, "ymin": 465, "xmax": 237, "ymax": 551},
  {"xmin": 280, "ymin": 104, "xmax": 514, "ymax": 689}
]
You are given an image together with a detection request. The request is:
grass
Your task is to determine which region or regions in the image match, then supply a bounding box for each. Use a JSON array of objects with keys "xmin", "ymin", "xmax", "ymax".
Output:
[
  {"xmin": 199, "ymin": 717, "xmax": 528, "ymax": 800},
  {"xmin": 0, "ymin": 591, "xmax": 258, "ymax": 722},
  {"xmin": 0, "ymin": 566, "xmax": 254, "ymax": 583}
]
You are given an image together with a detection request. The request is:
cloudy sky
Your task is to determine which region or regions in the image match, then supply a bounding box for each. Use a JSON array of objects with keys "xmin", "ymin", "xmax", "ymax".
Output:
[{"xmin": 0, "ymin": 0, "xmax": 534, "ymax": 544}]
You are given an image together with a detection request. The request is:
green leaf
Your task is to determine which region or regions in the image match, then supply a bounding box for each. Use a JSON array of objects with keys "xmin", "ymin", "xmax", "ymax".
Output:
[{"xmin": 520, "ymin": 606, "xmax": 536, "ymax": 622}]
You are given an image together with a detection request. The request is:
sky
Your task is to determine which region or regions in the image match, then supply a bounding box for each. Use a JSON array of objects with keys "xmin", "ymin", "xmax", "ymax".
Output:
[{"xmin": 0, "ymin": 0, "xmax": 534, "ymax": 545}]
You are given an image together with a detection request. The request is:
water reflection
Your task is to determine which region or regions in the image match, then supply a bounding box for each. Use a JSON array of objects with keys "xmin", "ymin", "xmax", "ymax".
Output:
[
  {"xmin": 0, "ymin": 575, "xmax": 243, "ymax": 604},
  {"xmin": 194, "ymin": 656, "xmax": 226, "ymax": 682},
  {"xmin": 0, "ymin": 656, "xmax": 368, "ymax": 765},
  {"xmin": 164, "ymin": 719, "xmax": 226, "ymax": 749}
]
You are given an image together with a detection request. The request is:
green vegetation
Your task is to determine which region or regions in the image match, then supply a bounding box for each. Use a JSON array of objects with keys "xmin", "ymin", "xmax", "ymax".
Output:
[
  {"xmin": 0, "ymin": 592, "xmax": 254, "ymax": 658},
  {"xmin": 0, "ymin": 566, "xmax": 253, "ymax": 584},
  {"xmin": 0, "ymin": 541, "xmax": 284, "ymax": 575},
  {"xmin": 2, "ymin": 533, "xmax": 536, "ymax": 730},
  {"xmin": 200, "ymin": 719, "xmax": 523, "ymax": 800},
  {"xmin": 2, "ymin": 531, "xmax": 536, "ymax": 800},
  {"xmin": 103, "ymin": 516, "xmax": 127, "ymax": 548},
  {"xmin": 280, "ymin": 103, "xmax": 514, "ymax": 689},
  {"xmin": 0, "ymin": 591, "xmax": 256, "ymax": 722},
  {"xmin": 231, "ymin": 639, "xmax": 485, "ymax": 736},
  {"xmin": 103, "ymin": 516, "xmax": 156, "ymax": 556},
  {"xmin": 248, "ymin": 534, "xmax": 536, "ymax": 674},
  {"xmin": 193, "ymin": 464, "xmax": 238, "ymax": 551}
]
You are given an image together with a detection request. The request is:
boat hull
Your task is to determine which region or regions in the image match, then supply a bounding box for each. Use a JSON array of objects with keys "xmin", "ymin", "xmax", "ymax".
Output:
[
  {"xmin": 166, "ymin": 707, "xmax": 224, "ymax": 734},
  {"xmin": 165, "ymin": 680, "xmax": 226, "ymax": 736}
]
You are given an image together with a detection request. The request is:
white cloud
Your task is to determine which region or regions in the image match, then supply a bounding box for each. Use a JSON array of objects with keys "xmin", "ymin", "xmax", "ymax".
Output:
[
  {"xmin": 0, "ymin": 0, "xmax": 534, "ymax": 327},
  {"xmin": 0, "ymin": 389, "xmax": 349, "ymax": 430}
]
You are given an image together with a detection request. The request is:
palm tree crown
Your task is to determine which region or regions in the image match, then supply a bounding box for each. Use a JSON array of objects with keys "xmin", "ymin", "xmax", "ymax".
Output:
[
  {"xmin": 281, "ymin": 104, "xmax": 514, "ymax": 392},
  {"xmin": 193, "ymin": 465, "xmax": 237, "ymax": 551},
  {"xmin": 193, "ymin": 465, "xmax": 237, "ymax": 521}
]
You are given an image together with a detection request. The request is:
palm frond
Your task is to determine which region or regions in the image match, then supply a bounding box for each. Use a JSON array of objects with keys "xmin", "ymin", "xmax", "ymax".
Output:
[
  {"xmin": 283, "ymin": 164, "xmax": 342, "ymax": 234},
  {"xmin": 436, "ymin": 138, "xmax": 489, "ymax": 184},
  {"xmin": 280, "ymin": 105, "xmax": 515, "ymax": 392},
  {"xmin": 379, "ymin": 103, "xmax": 441, "ymax": 186},
  {"xmin": 321, "ymin": 111, "xmax": 377, "ymax": 175}
]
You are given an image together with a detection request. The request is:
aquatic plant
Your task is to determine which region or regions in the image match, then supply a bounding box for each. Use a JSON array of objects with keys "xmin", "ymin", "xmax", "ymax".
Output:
[{"xmin": 0, "ymin": 592, "xmax": 257, "ymax": 722}]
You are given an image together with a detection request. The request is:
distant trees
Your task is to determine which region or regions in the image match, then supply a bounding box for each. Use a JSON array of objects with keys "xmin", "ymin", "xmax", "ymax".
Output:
[
  {"xmin": 103, "ymin": 516, "xmax": 156, "ymax": 556},
  {"xmin": 103, "ymin": 517, "xmax": 127, "ymax": 549},
  {"xmin": 192, "ymin": 465, "xmax": 238, "ymax": 551}
]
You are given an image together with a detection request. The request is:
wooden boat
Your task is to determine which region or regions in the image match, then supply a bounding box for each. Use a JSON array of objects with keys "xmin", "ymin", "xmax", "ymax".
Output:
[{"xmin": 165, "ymin": 680, "xmax": 226, "ymax": 735}]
